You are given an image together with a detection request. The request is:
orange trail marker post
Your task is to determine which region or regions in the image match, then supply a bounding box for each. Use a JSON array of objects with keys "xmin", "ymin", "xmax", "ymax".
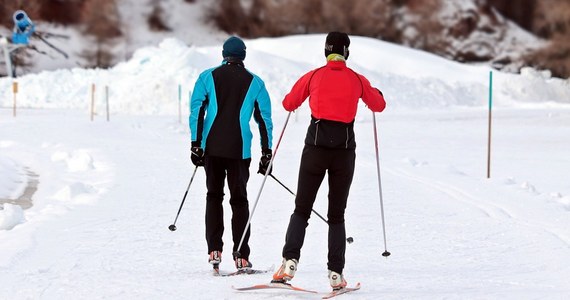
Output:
[
  {"xmin": 486, "ymin": 71, "xmax": 493, "ymax": 179},
  {"xmin": 105, "ymin": 85, "xmax": 110, "ymax": 122},
  {"xmin": 90, "ymin": 84, "xmax": 95, "ymax": 121},
  {"xmin": 12, "ymin": 81, "xmax": 18, "ymax": 117},
  {"xmin": 178, "ymin": 84, "xmax": 182, "ymax": 124}
]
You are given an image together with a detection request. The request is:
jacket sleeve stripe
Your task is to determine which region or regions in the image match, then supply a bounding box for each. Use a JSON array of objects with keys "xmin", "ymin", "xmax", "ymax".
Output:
[
  {"xmin": 190, "ymin": 75, "xmax": 208, "ymax": 144},
  {"xmin": 196, "ymin": 99, "xmax": 207, "ymax": 144},
  {"xmin": 253, "ymin": 101, "xmax": 269, "ymax": 150},
  {"xmin": 253, "ymin": 79, "xmax": 273, "ymax": 150}
]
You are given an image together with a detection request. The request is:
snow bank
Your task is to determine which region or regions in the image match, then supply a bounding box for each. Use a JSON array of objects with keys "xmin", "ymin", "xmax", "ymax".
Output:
[
  {"xmin": 0, "ymin": 203, "xmax": 25, "ymax": 230},
  {"xmin": 0, "ymin": 155, "xmax": 26, "ymax": 199},
  {"xmin": 1, "ymin": 36, "xmax": 568, "ymax": 114},
  {"xmin": 51, "ymin": 150, "xmax": 95, "ymax": 172},
  {"xmin": 52, "ymin": 182, "xmax": 97, "ymax": 203}
]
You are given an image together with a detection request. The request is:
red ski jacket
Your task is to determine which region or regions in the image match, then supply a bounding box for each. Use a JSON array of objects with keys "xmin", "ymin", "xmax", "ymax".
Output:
[{"xmin": 282, "ymin": 61, "xmax": 386, "ymax": 123}]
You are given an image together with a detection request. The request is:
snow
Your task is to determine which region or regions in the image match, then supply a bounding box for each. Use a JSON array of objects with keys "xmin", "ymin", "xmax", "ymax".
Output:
[
  {"xmin": 116, "ymin": 0, "xmax": 226, "ymax": 55},
  {"xmin": 0, "ymin": 155, "xmax": 26, "ymax": 199},
  {"xmin": 1, "ymin": 34, "xmax": 570, "ymax": 299},
  {"xmin": 0, "ymin": 204, "xmax": 25, "ymax": 230},
  {"xmin": 2, "ymin": 35, "xmax": 569, "ymax": 115}
]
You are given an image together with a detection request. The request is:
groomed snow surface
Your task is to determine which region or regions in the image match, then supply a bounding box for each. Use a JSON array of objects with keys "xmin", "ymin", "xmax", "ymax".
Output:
[{"xmin": 1, "ymin": 35, "xmax": 569, "ymax": 299}]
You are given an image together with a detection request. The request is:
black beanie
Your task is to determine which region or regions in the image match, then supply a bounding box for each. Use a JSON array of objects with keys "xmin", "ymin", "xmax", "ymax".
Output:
[
  {"xmin": 324, "ymin": 32, "xmax": 350, "ymax": 59},
  {"xmin": 222, "ymin": 36, "xmax": 246, "ymax": 60}
]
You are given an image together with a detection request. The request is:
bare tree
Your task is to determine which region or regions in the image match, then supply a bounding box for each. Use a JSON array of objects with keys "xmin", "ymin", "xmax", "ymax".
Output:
[
  {"xmin": 209, "ymin": 0, "xmax": 248, "ymax": 35},
  {"xmin": 0, "ymin": 0, "xmax": 41, "ymax": 28},
  {"xmin": 527, "ymin": 36, "xmax": 570, "ymax": 78},
  {"xmin": 39, "ymin": 0, "xmax": 85, "ymax": 25},
  {"xmin": 80, "ymin": 0, "xmax": 121, "ymax": 68},
  {"xmin": 148, "ymin": 0, "xmax": 171, "ymax": 32}
]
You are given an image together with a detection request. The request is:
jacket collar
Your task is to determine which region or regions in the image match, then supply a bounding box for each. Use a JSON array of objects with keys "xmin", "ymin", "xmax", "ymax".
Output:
[
  {"xmin": 222, "ymin": 58, "xmax": 245, "ymax": 67},
  {"xmin": 326, "ymin": 60, "xmax": 346, "ymax": 68}
]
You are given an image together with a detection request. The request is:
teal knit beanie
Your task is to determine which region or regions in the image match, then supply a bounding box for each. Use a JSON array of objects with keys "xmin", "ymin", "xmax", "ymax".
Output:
[{"xmin": 222, "ymin": 36, "xmax": 246, "ymax": 60}]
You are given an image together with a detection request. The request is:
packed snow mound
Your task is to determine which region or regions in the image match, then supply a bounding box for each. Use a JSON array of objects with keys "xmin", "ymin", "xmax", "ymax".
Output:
[
  {"xmin": 51, "ymin": 150, "xmax": 95, "ymax": 172},
  {"xmin": 0, "ymin": 203, "xmax": 25, "ymax": 230},
  {"xmin": 0, "ymin": 155, "xmax": 26, "ymax": 199},
  {"xmin": 0, "ymin": 35, "xmax": 568, "ymax": 114}
]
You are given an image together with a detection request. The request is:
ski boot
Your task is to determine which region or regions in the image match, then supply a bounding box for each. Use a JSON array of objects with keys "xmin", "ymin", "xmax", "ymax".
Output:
[
  {"xmin": 209, "ymin": 251, "xmax": 222, "ymax": 270},
  {"xmin": 272, "ymin": 258, "xmax": 298, "ymax": 283},
  {"xmin": 235, "ymin": 257, "xmax": 253, "ymax": 271},
  {"xmin": 328, "ymin": 270, "xmax": 347, "ymax": 290}
]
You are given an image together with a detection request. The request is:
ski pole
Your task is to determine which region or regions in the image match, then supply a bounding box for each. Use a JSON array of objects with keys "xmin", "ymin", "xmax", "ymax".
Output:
[
  {"xmin": 269, "ymin": 174, "xmax": 328, "ymax": 225},
  {"xmin": 233, "ymin": 112, "xmax": 291, "ymax": 257},
  {"xmin": 168, "ymin": 166, "xmax": 199, "ymax": 232},
  {"xmin": 372, "ymin": 112, "xmax": 390, "ymax": 257},
  {"xmin": 269, "ymin": 174, "xmax": 354, "ymax": 244}
]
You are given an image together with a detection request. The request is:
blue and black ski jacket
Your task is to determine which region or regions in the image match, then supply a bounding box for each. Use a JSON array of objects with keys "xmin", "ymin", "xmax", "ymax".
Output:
[{"xmin": 189, "ymin": 60, "xmax": 273, "ymax": 159}]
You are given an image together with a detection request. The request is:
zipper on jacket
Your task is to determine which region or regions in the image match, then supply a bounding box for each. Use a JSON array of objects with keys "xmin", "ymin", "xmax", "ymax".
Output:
[
  {"xmin": 314, "ymin": 119, "xmax": 320, "ymax": 145},
  {"xmin": 345, "ymin": 127, "xmax": 349, "ymax": 148}
]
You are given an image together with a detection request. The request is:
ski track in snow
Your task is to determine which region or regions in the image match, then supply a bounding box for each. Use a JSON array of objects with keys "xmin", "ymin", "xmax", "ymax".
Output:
[
  {"xmin": 388, "ymin": 167, "xmax": 570, "ymax": 249},
  {"xmin": 388, "ymin": 167, "xmax": 513, "ymax": 219}
]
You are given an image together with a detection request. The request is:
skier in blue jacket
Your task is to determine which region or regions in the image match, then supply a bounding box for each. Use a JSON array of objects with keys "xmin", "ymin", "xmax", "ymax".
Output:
[{"xmin": 189, "ymin": 36, "xmax": 273, "ymax": 272}]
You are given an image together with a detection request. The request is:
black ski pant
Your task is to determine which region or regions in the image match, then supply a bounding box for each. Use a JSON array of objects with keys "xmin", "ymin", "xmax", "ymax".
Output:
[
  {"xmin": 204, "ymin": 156, "xmax": 252, "ymax": 260},
  {"xmin": 282, "ymin": 145, "xmax": 355, "ymax": 274}
]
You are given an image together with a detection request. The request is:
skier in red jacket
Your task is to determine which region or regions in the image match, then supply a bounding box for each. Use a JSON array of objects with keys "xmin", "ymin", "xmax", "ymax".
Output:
[{"xmin": 273, "ymin": 32, "xmax": 386, "ymax": 290}]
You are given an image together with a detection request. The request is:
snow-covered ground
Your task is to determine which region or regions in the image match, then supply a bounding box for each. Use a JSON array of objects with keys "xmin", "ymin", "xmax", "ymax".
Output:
[{"xmin": 1, "ymin": 35, "xmax": 569, "ymax": 299}]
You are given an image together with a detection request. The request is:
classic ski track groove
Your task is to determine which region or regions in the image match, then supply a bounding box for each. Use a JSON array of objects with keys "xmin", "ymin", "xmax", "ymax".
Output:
[{"xmin": 388, "ymin": 167, "xmax": 570, "ymax": 247}]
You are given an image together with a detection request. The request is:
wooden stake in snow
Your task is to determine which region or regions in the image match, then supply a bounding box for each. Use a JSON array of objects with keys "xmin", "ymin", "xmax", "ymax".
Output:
[
  {"xmin": 487, "ymin": 71, "xmax": 493, "ymax": 179},
  {"xmin": 12, "ymin": 81, "xmax": 18, "ymax": 117},
  {"xmin": 178, "ymin": 84, "xmax": 182, "ymax": 123},
  {"xmin": 105, "ymin": 85, "xmax": 110, "ymax": 122},
  {"xmin": 90, "ymin": 83, "xmax": 95, "ymax": 121}
]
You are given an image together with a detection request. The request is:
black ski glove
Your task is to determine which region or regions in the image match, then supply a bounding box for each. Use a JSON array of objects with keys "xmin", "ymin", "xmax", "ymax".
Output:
[
  {"xmin": 257, "ymin": 148, "xmax": 273, "ymax": 175},
  {"xmin": 191, "ymin": 146, "xmax": 205, "ymax": 167}
]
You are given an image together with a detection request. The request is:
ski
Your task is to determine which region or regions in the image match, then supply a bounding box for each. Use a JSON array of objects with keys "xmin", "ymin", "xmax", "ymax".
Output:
[
  {"xmin": 214, "ymin": 268, "xmax": 270, "ymax": 277},
  {"xmin": 213, "ymin": 265, "xmax": 274, "ymax": 277},
  {"xmin": 232, "ymin": 281, "xmax": 318, "ymax": 294},
  {"xmin": 322, "ymin": 282, "xmax": 361, "ymax": 299}
]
